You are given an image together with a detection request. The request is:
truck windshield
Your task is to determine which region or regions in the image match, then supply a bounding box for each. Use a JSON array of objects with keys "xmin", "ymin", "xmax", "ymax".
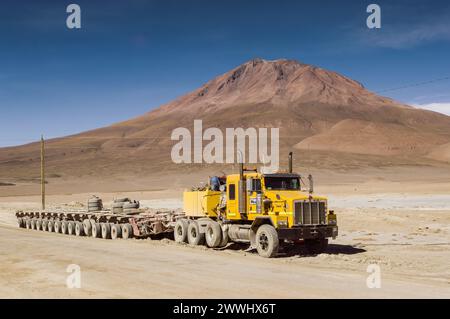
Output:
[{"xmin": 264, "ymin": 177, "xmax": 300, "ymax": 190}]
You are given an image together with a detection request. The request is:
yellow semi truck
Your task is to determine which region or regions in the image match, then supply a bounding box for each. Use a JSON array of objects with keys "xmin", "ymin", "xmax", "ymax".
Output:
[{"xmin": 175, "ymin": 153, "xmax": 338, "ymax": 258}]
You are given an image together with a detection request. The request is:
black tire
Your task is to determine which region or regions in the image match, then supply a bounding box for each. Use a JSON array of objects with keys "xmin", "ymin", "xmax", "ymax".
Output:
[
  {"xmin": 187, "ymin": 221, "xmax": 205, "ymax": 246},
  {"xmin": 121, "ymin": 224, "xmax": 133, "ymax": 239},
  {"xmin": 30, "ymin": 218, "xmax": 37, "ymax": 230},
  {"xmin": 101, "ymin": 223, "xmax": 111, "ymax": 239},
  {"xmin": 304, "ymin": 238, "xmax": 329, "ymax": 255},
  {"xmin": 47, "ymin": 220, "xmax": 55, "ymax": 232},
  {"xmin": 35, "ymin": 219, "xmax": 42, "ymax": 231},
  {"xmin": 61, "ymin": 221, "xmax": 68, "ymax": 234},
  {"xmin": 92, "ymin": 223, "xmax": 101, "ymax": 238},
  {"xmin": 67, "ymin": 221, "xmax": 75, "ymax": 235},
  {"xmin": 83, "ymin": 220, "xmax": 92, "ymax": 236},
  {"xmin": 25, "ymin": 218, "xmax": 31, "ymax": 229},
  {"xmin": 41, "ymin": 219, "xmax": 48, "ymax": 231},
  {"xmin": 255, "ymin": 224, "xmax": 279, "ymax": 258},
  {"xmin": 54, "ymin": 220, "xmax": 62, "ymax": 233},
  {"xmin": 174, "ymin": 219, "xmax": 189, "ymax": 243},
  {"xmin": 111, "ymin": 224, "xmax": 122, "ymax": 239},
  {"xmin": 75, "ymin": 222, "xmax": 84, "ymax": 236},
  {"xmin": 205, "ymin": 221, "xmax": 222, "ymax": 248}
]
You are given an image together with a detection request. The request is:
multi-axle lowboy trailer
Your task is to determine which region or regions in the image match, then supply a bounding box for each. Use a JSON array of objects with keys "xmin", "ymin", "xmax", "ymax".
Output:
[{"xmin": 15, "ymin": 209, "xmax": 184, "ymax": 239}]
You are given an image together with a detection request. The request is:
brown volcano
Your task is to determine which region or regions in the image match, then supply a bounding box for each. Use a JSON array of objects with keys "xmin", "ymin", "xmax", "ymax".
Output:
[{"xmin": 1, "ymin": 58, "xmax": 450, "ymax": 189}]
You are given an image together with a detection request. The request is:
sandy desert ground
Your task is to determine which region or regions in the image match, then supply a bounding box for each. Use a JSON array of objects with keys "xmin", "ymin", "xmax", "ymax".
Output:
[{"xmin": 0, "ymin": 167, "xmax": 449, "ymax": 299}]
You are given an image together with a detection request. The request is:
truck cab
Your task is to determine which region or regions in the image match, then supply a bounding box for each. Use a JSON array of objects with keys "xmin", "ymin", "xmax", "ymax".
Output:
[
  {"xmin": 180, "ymin": 153, "xmax": 338, "ymax": 258},
  {"xmin": 225, "ymin": 172, "xmax": 338, "ymax": 252}
]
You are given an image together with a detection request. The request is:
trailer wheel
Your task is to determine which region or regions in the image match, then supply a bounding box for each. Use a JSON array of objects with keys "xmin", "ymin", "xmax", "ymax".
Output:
[
  {"xmin": 41, "ymin": 219, "xmax": 48, "ymax": 231},
  {"xmin": 255, "ymin": 224, "xmax": 279, "ymax": 258},
  {"xmin": 187, "ymin": 221, "xmax": 205, "ymax": 246},
  {"xmin": 54, "ymin": 220, "xmax": 62, "ymax": 233},
  {"xmin": 24, "ymin": 218, "xmax": 30, "ymax": 229},
  {"xmin": 305, "ymin": 238, "xmax": 328, "ymax": 255},
  {"xmin": 121, "ymin": 224, "xmax": 133, "ymax": 240},
  {"xmin": 30, "ymin": 218, "xmax": 37, "ymax": 230},
  {"xmin": 174, "ymin": 219, "xmax": 189, "ymax": 243},
  {"xmin": 91, "ymin": 223, "xmax": 101, "ymax": 238},
  {"xmin": 83, "ymin": 220, "xmax": 92, "ymax": 236},
  {"xmin": 67, "ymin": 221, "xmax": 75, "ymax": 235},
  {"xmin": 101, "ymin": 223, "xmax": 111, "ymax": 239},
  {"xmin": 35, "ymin": 219, "xmax": 42, "ymax": 231},
  {"xmin": 47, "ymin": 220, "xmax": 55, "ymax": 232},
  {"xmin": 60, "ymin": 221, "xmax": 68, "ymax": 234},
  {"xmin": 205, "ymin": 221, "xmax": 222, "ymax": 248},
  {"xmin": 111, "ymin": 224, "xmax": 122, "ymax": 239},
  {"xmin": 75, "ymin": 222, "xmax": 84, "ymax": 236}
]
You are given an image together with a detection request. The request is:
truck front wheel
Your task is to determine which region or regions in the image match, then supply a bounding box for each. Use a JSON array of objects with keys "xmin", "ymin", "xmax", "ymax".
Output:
[
  {"xmin": 305, "ymin": 238, "xmax": 328, "ymax": 255},
  {"xmin": 255, "ymin": 225, "xmax": 279, "ymax": 258},
  {"xmin": 205, "ymin": 221, "xmax": 222, "ymax": 248}
]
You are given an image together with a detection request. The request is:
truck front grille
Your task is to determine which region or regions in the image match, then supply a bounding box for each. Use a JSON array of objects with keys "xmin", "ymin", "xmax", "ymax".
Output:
[{"xmin": 294, "ymin": 201, "xmax": 326, "ymax": 225}]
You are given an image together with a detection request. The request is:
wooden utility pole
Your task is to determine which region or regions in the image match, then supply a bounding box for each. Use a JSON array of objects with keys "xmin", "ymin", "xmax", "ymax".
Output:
[{"xmin": 41, "ymin": 135, "xmax": 45, "ymax": 211}]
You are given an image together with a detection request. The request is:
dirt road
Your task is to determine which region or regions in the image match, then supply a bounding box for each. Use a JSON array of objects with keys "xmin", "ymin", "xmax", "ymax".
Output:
[{"xmin": 0, "ymin": 210, "xmax": 449, "ymax": 298}]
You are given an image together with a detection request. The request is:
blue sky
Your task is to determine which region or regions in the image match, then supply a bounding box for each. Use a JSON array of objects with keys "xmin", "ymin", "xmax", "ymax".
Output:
[{"xmin": 1, "ymin": 0, "xmax": 449, "ymax": 147}]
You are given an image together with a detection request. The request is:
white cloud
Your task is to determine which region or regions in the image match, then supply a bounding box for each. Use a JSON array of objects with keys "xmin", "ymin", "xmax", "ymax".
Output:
[{"xmin": 412, "ymin": 103, "xmax": 450, "ymax": 116}]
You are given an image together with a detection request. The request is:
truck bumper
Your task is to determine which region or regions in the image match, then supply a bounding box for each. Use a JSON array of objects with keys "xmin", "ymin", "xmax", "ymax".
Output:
[{"xmin": 277, "ymin": 225, "xmax": 338, "ymax": 240}]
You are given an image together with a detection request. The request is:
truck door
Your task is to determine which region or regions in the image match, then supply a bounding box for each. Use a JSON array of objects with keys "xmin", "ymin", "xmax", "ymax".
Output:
[{"xmin": 226, "ymin": 183, "xmax": 238, "ymax": 218}]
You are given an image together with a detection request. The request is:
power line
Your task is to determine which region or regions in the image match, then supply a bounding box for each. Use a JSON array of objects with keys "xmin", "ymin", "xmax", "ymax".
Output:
[{"xmin": 376, "ymin": 76, "xmax": 450, "ymax": 93}]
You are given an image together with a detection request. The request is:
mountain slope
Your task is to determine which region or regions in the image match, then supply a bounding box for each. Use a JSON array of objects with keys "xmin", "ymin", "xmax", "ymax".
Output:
[{"xmin": 1, "ymin": 58, "xmax": 450, "ymax": 184}]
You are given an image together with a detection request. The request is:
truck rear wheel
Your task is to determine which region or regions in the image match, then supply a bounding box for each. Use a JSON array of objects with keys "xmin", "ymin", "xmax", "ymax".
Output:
[
  {"xmin": 205, "ymin": 221, "xmax": 222, "ymax": 248},
  {"xmin": 111, "ymin": 224, "xmax": 122, "ymax": 239},
  {"xmin": 187, "ymin": 221, "xmax": 205, "ymax": 246},
  {"xmin": 255, "ymin": 224, "xmax": 279, "ymax": 258},
  {"xmin": 305, "ymin": 238, "xmax": 328, "ymax": 255},
  {"xmin": 174, "ymin": 219, "xmax": 189, "ymax": 243}
]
